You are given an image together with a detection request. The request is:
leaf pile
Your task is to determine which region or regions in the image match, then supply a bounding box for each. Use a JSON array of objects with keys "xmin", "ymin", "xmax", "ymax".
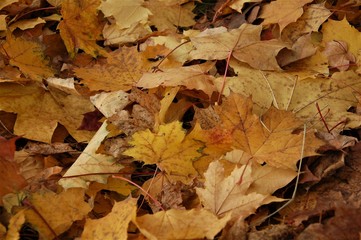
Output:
[{"xmin": 0, "ymin": 0, "xmax": 361, "ymax": 239}]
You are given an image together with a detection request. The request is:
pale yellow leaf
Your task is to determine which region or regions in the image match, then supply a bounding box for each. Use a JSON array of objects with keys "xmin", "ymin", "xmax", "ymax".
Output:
[
  {"xmin": 260, "ymin": 0, "xmax": 313, "ymax": 32},
  {"xmin": 98, "ymin": 0, "xmax": 151, "ymax": 29},
  {"xmin": 230, "ymin": 0, "xmax": 262, "ymax": 12},
  {"xmin": 82, "ymin": 197, "xmax": 137, "ymax": 239},
  {"xmin": 196, "ymin": 160, "xmax": 268, "ymax": 217},
  {"xmin": 135, "ymin": 208, "xmax": 231, "ymax": 240},
  {"xmin": 90, "ymin": 90, "xmax": 129, "ymax": 118},
  {"xmin": 59, "ymin": 121, "xmax": 123, "ymax": 189},
  {"xmin": 145, "ymin": 0, "xmax": 195, "ymax": 31}
]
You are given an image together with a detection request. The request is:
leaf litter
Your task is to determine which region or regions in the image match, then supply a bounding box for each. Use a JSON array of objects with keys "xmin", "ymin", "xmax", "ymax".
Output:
[{"xmin": 0, "ymin": 0, "xmax": 361, "ymax": 239}]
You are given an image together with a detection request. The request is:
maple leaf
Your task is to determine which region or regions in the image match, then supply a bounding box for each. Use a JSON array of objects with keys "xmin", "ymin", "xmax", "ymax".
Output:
[
  {"xmin": 74, "ymin": 46, "xmax": 153, "ymax": 91},
  {"xmin": 2, "ymin": 32, "xmax": 54, "ymax": 81},
  {"xmin": 135, "ymin": 208, "xmax": 231, "ymax": 240},
  {"xmin": 82, "ymin": 197, "xmax": 137, "ymax": 239},
  {"xmin": 59, "ymin": 121, "xmax": 123, "ymax": 189},
  {"xmin": 322, "ymin": 18, "xmax": 361, "ymax": 57},
  {"xmin": 145, "ymin": 0, "xmax": 195, "ymax": 31},
  {"xmin": 124, "ymin": 121, "xmax": 203, "ymax": 183},
  {"xmin": 24, "ymin": 188, "xmax": 91, "ymax": 239},
  {"xmin": 323, "ymin": 40, "xmax": 355, "ymax": 71},
  {"xmin": 281, "ymin": 3, "xmax": 331, "ymax": 42},
  {"xmin": 98, "ymin": 0, "xmax": 151, "ymax": 29},
  {"xmin": 0, "ymin": 82, "xmax": 94, "ymax": 143},
  {"xmin": 260, "ymin": 0, "xmax": 313, "ymax": 32},
  {"xmin": 58, "ymin": 0, "xmax": 106, "ymax": 57},
  {"xmin": 189, "ymin": 24, "xmax": 288, "ymax": 70},
  {"xmin": 196, "ymin": 160, "xmax": 274, "ymax": 218},
  {"xmin": 136, "ymin": 63, "xmax": 217, "ymax": 97},
  {"xmin": 194, "ymin": 93, "xmax": 323, "ymax": 170}
]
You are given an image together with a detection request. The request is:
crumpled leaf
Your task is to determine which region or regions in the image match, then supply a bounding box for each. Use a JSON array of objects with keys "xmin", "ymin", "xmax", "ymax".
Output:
[
  {"xmin": 281, "ymin": 3, "xmax": 331, "ymax": 42},
  {"xmin": 58, "ymin": 0, "xmax": 106, "ymax": 57},
  {"xmin": 124, "ymin": 121, "xmax": 203, "ymax": 183},
  {"xmin": 260, "ymin": 0, "xmax": 313, "ymax": 32},
  {"xmin": 59, "ymin": 121, "xmax": 123, "ymax": 189},
  {"xmin": 82, "ymin": 197, "xmax": 137, "ymax": 240},
  {"xmin": 2, "ymin": 32, "xmax": 54, "ymax": 81},
  {"xmin": 24, "ymin": 188, "xmax": 91, "ymax": 239},
  {"xmin": 135, "ymin": 208, "xmax": 231, "ymax": 240}
]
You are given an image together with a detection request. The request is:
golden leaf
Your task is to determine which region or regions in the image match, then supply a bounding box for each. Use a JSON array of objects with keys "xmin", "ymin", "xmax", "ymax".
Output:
[
  {"xmin": 124, "ymin": 121, "xmax": 203, "ymax": 183},
  {"xmin": 2, "ymin": 33, "xmax": 54, "ymax": 81},
  {"xmin": 58, "ymin": 0, "xmax": 106, "ymax": 57}
]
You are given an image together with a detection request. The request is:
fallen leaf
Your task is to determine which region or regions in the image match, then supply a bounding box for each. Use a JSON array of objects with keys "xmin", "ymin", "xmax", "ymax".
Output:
[
  {"xmin": 137, "ymin": 63, "xmax": 217, "ymax": 97},
  {"xmin": 189, "ymin": 24, "xmax": 288, "ymax": 70},
  {"xmin": 59, "ymin": 121, "xmax": 123, "ymax": 189},
  {"xmin": 5, "ymin": 209, "xmax": 25, "ymax": 240},
  {"xmin": 281, "ymin": 3, "xmax": 331, "ymax": 42},
  {"xmin": 90, "ymin": 90, "xmax": 129, "ymax": 118},
  {"xmin": 98, "ymin": 0, "xmax": 151, "ymax": 29},
  {"xmin": 260, "ymin": 0, "xmax": 313, "ymax": 32},
  {"xmin": 2, "ymin": 32, "xmax": 54, "ymax": 81},
  {"xmin": 0, "ymin": 82, "xmax": 94, "ymax": 142},
  {"xmin": 74, "ymin": 46, "xmax": 153, "ymax": 91},
  {"xmin": 58, "ymin": 0, "xmax": 106, "ymax": 57},
  {"xmin": 145, "ymin": 0, "xmax": 195, "ymax": 31},
  {"xmin": 196, "ymin": 160, "xmax": 270, "ymax": 217},
  {"xmin": 82, "ymin": 197, "xmax": 137, "ymax": 239},
  {"xmin": 135, "ymin": 208, "xmax": 231, "ymax": 240},
  {"xmin": 24, "ymin": 188, "xmax": 91, "ymax": 239},
  {"xmin": 124, "ymin": 121, "xmax": 203, "ymax": 183},
  {"xmin": 0, "ymin": 136, "xmax": 27, "ymax": 204},
  {"xmin": 323, "ymin": 40, "xmax": 356, "ymax": 71}
]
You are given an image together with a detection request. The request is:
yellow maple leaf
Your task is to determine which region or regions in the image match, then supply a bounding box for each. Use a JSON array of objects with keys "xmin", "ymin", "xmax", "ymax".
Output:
[
  {"xmin": 196, "ymin": 160, "xmax": 272, "ymax": 217},
  {"xmin": 2, "ymin": 32, "xmax": 54, "ymax": 81},
  {"xmin": 260, "ymin": 0, "xmax": 313, "ymax": 32},
  {"xmin": 135, "ymin": 208, "xmax": 231, "ymax": 240},
  {"xmin": 0, "ymin": 82, "xmax": 94, "ymax": 143},
  {"xmin": 24, "ymin": 188, "xmax": 91, "ymax": 239},
  {"xmin": 124, "ymin": 121, "xmax": 203, "ymax": 183},
  {"xmin": 322, "ymin": 18, "xmax": 361, "ymax": 57},
  {"xmin": 58, "ymin": 0, "xmax": 106, "ymax": 57},
  {"xmin": 74, "ymin": 46, "xmax": 153, "ymax": 91},
  {"xmin": 4, "ymin": 209, "xmax": 25, "ymax": 240},
  {"xmin": 82, "ymin": 197, "xmax": 137, "ymax": 239}
]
